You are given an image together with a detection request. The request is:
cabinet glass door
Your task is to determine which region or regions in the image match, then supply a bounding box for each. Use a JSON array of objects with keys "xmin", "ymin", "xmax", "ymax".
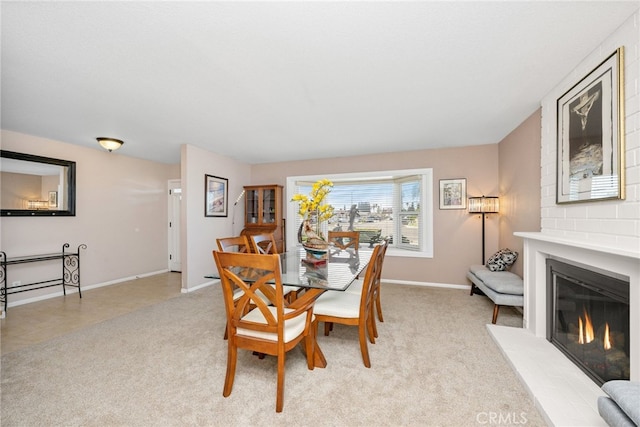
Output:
[
  {"xmin": 246, "ymin": 189, "xmax": 260, "ymax": 225},
  {"xmin": 262, "ymin": 188, "xmax": 276, "ymax": 224}
]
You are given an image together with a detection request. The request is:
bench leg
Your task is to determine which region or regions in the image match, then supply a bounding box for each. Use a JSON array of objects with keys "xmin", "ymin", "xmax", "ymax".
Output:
[
  {"xmin": 469, "ymin": 283, "xmax": 475, "ymax": 296},
  {"xmin": 492, "ymin": 304, "xmax": 500, "ymax": 324}
]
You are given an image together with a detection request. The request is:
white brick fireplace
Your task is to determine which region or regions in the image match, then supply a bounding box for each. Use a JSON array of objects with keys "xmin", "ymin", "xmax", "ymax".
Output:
[
  {"xmin": 489, "ymin": 233, "xmax": 639, "ymax": 426},
  {"xmin": 490, "ymin": 8, "xmax": 640, "ymax": 425}
]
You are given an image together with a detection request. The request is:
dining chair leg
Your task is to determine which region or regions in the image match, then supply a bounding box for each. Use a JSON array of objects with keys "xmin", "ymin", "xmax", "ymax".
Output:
[
  {"xmin": 370, "ymin": 305, "xmax": 378, "ymax": 339},
  {"xmin": 223, "ymin": 344, "xmax": 237, "ymax": 397},
  {"xmin": 358, "ymin": 323, "xmax": 371, "ymax": 368},
  {"xmin": 375, "ymin": 294, "xmax": 384, "ymax": 322},
  {"xmin": 276, "ymin": 353, "xmax": 286, "ymax": 413},
  {"xmin": 367, "ymin": 313, "xmax": 376, "ymax": 344},
  {"xmin": 323, "ymin": 321, "xmax": 333, "ymax": 336},
  {"xmin": 304, "ymin": 322, "xmax": 316, "ymax": 370}
]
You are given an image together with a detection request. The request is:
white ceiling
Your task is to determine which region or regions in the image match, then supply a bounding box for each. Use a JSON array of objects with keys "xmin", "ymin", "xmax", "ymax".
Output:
[{"xmin": 1, "ymin": 1, "xmax": 638, "ymax": 165}]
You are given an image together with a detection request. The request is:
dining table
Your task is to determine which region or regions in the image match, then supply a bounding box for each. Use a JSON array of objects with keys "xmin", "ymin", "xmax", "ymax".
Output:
[{"xmin": 207, "ymin": 246, "xmax": 374, "ymax": 368}]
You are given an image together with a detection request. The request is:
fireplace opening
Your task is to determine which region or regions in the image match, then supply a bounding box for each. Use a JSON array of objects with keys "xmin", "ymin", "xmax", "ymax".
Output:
[{"xmin": 546, "ymin": 259, "xmax": 630, "ymax": 386}]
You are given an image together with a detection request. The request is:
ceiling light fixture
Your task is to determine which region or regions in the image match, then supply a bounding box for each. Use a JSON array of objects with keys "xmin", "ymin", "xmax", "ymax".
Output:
[{"xmin": 96, "ymin": 137, "xmax": 124, "ymax": 152}]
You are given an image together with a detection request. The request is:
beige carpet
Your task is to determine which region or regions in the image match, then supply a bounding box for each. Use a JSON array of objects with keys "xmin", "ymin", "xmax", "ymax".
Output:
[{"xmin": 1, "ymin": 283, "xmax": 546, "ymax": 426}]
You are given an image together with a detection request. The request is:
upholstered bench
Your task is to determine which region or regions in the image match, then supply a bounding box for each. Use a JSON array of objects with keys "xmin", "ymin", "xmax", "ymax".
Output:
[
  {"xmin": 467, "ymin": 264, "xmax": 524, "ymax": 324},
  {"xmin": 598, "ymin": 380, "xmax": 640, "ymax": 427}
]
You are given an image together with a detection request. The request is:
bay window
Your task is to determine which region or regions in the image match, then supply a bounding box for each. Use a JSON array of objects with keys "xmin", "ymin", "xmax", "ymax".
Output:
[{"xmin": 286, "ymin": 169, "xmax": 433, "ymax": 257}]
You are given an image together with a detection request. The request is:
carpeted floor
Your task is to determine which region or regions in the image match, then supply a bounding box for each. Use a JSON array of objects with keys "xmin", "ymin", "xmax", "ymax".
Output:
[{"xmin": 1, "ymin": 283, "xmax": 547, "ymax": 426}]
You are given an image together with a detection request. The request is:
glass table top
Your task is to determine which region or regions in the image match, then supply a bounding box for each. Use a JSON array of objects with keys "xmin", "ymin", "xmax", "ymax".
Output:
[{"xmin": 207, "ymin": 247, "xmax": 373, "ymax": 291}]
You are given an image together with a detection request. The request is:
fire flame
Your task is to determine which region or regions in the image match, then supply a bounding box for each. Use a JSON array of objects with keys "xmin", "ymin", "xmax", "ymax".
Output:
[
  {"xmin": 577, "ymin": 307, "xmax": 612, "ymax": 350},
  {"xmin": 604, "ymin": 323, "xmax": 611, "ymax": 350},
  {"xmin": 578, "ymin": 307, "xmax": 594, "ymax": 344}
]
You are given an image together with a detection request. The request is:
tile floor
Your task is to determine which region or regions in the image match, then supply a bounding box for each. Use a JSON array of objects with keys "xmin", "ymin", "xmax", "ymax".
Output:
[{"xmin": 1, "ymin": 272, "xmax": 183, "ymax": 355}]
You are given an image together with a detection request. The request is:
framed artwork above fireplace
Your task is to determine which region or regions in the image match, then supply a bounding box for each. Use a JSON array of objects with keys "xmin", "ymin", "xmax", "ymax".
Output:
[{"xmin": 556, "ymin": 47, "xmax": 625, "ymax": 204}]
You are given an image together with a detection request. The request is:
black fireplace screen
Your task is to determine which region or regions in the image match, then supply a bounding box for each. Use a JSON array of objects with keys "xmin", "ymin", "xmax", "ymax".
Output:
[{"xmin": 547, "ymin": 259, "xmax": 630, "ymax": 386}]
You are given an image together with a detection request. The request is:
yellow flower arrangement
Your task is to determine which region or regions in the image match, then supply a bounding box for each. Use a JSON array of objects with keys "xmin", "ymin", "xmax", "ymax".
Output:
[{"xmin": 291, "ymin": 178, "xmax": 334, "ymax": 244}]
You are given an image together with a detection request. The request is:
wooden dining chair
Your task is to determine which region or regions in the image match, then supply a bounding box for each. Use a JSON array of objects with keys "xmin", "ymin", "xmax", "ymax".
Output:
[
  {"xmin": 328, "ymin": 230, "xmax": 360, "ymax": 251},
  {"xmin": 216, "ymin": 235, "xmax": 251, "ymax": 253},
  {"xmin": 249, "ymin": 233, "xmax": 301, "ymax": 302},
  {"xmin": 311, "ymin": 242, "xmax": 383, "ymax": 368},
  {"xmin": 213, "ymin": 251, "xmax": 316, "ymax": 412},
  {"xmin": 248, "ymin": 233, "xmax": 278, "ymax": 254},
  {"xmin": 216, "ymin": 235, "xmax": 257, "ymax": 340},
  {"xmin": 328, "ymin": 239, "xmax": 389, "ymax": 335}
]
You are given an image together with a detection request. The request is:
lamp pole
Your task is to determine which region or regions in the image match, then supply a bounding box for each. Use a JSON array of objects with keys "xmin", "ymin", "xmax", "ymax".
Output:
[
  {"xmin": 481, "ymin": 213, "xmax": 486, "ymax": 265},
  {"xmin": 468, "ymin": 195, "xmax": 499, "ymax": 266}
]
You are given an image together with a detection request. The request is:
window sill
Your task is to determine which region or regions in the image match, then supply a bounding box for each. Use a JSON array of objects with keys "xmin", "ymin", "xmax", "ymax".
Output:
[{"xmin": 385, "ymin": 247, "xmax": 432, "ymax": 258}]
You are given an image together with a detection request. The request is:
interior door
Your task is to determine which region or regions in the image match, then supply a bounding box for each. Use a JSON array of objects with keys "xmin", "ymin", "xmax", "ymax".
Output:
[{"xmin": 168, "ymin": 179, "xmax": 182, "ymax": 272}]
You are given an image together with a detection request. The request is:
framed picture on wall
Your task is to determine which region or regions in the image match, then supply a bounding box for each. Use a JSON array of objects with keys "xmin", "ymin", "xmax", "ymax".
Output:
[
  {"xmin": 556, "ymin": 47, "xmax": 625, "ymax": 204},
  {"xmin": 439, "ymin": 178, "xmax": 466, "ymax": 209},
  {"xmin": 205, "ymin": 174, "xmax": 228, "ymax": 217}
]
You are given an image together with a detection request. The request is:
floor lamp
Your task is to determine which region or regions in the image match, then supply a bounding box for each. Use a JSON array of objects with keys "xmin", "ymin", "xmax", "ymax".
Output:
[{"xmin": 468, "ymin": 196, "xmax": 499, "ymax": 265}]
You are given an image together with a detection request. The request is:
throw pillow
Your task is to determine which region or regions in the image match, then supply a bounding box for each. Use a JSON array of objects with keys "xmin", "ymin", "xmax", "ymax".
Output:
[{"xmin": 486, "ymin": 248, "xmax": 518, "ymax": 271}]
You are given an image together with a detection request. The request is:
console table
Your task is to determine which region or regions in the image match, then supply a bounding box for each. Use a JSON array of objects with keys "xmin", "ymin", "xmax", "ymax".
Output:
[{"xmin": 0, "ymin": 243, "xmax": 87, "ymax": 316}]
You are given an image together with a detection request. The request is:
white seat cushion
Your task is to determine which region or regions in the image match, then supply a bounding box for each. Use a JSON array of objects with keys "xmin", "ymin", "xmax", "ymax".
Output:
[
  {"xmin": 313, "ymin": 291, "xmax": 361, "ymax": 318},
  {"xmin": 236, "ymin": 306, "xmax": 310, "ymax": 343},
  {"xmin": 344, "ymin": 278, "xmax": 363, "ymax": 296}
]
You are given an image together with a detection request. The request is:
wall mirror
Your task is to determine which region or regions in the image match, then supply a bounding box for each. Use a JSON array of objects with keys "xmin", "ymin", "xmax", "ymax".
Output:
[{"xmin": 1, "ymin": 150, "xmax": 76, "ymax": 216}]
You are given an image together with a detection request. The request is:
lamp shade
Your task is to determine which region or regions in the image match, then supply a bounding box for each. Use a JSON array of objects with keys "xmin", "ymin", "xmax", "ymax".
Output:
[
  {"xmin": 97, "ymin": 137, "xmax": 124, "ymax": 152},
  {"xmin": 468, "ymin": 196, "xmax": 499, "ymax": 213}
]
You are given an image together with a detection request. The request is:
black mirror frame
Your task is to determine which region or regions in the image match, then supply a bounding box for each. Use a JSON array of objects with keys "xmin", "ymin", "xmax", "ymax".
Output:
[{"xmin": 1, "ymin": 150, "xmax": 76, "ymax": 216}]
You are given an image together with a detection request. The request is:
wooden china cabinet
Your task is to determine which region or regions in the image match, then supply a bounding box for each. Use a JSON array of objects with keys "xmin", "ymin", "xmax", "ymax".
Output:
[{"xmin": 240, "ymin": 185, "xmax": 285, "ymax": 253}]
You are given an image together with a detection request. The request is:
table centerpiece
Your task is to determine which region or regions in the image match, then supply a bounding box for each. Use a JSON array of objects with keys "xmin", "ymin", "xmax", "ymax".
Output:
[{"xmin": 291, "ymin": 179, "xmax": 334, "ymax": 257}]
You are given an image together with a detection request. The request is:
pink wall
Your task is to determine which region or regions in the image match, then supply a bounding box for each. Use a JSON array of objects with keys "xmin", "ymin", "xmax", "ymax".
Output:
[
  {"xmin": 251, "ymin": 144, "xmax": 500, "ymax": 285},
  {"xmin": 1, "ymin": 130, "xmax": 179, "ymax": 304},
  {"xmin": 498, "ymin": 109, "xmax": 542, "ymax": 277},
  {"xmin": 181, "ymin": 144, "xmax": 252, "ymax": 291}
]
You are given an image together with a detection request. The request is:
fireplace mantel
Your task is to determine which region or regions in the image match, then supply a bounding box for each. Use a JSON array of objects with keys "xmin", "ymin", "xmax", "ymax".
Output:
[{"xmin": 514, "ymin": 232, "xmax": 640, "ymax": 261}]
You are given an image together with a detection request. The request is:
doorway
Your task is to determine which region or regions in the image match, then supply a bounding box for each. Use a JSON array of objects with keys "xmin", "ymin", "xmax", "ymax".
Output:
[{"xmin": 168, "ymin": 179, "xmax": 182, "ymax": 272}]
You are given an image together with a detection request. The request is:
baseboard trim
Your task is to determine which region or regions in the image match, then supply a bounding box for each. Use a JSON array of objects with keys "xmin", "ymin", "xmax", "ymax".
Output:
[
  {"xmin": 181, "ymin": 280, "xmax": 218, "ymax": 293},
  {"xmin": 383, "ymin": 279, "xmax": 470, "ymax": 291}
]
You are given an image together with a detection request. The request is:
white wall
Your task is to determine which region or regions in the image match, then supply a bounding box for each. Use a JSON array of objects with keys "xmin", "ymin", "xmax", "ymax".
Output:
[
  {"xmin": 180, "ymin": 144, "xmax": 251, "ymax": 291},
  {"xmin": 1, "ymin": 130, "xmax": 179, "ymax": 305},
  {"xmin": 540, "ymin": 9, "xmax": 640, "ymax": 250}
]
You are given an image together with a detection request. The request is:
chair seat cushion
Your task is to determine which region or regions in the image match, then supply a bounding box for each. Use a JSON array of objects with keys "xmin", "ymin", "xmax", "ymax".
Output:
[
  {"xmin": 469, "ymin": 265, "xmax": 523, "ymax": 295},
  {"xmin": 237, "ymin": 306, "xmax": 309, "ymax": 343},
  {"xmin": 313, "ymin": 291, "xmax": 361, "ymax": 318},
  {"xmin": 601, "ymin": 380, "xmax": 640, "ymax": 425},
  {"xmin": 344, "ymin": 278, "xmax": 363, "ymax": 295}
]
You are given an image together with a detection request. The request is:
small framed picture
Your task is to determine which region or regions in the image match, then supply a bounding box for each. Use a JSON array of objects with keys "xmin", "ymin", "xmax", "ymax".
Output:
[
  {"xmin": 439, "ymin": 178, "xmax": 466, "ymax": 210},
  {"xmin": 48, "ymin": 191, "xmax": 58, "ymax": 208},
  {"xmin": 205, "ymin": 175, "xmax": 228, "ymax": 217}
]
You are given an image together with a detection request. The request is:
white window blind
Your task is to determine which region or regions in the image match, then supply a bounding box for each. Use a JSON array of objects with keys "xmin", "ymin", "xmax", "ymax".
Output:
[{"xmin": 288, "ymin": 169, "xmax": 432, "ymax": 256}]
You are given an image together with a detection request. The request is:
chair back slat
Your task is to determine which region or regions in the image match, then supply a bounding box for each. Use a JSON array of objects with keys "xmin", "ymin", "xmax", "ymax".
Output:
[
  {"xmin": 328, "ymin": 230, "xmax": 360, "ymax": 251},
  {"xmin": 249, "ymin": 233, "xmax": 278, "ymax": 254},
  {"xmin": 217, "ymin": 235, "xmax": 251, "ymax": 253}
]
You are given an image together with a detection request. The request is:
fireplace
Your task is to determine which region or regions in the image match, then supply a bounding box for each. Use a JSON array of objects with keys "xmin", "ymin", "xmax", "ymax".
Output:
[
  {"xmin": 546, "ymin": 259, "xmax": 630, "ymax": 386},
  {"xmin": 491, "ymin": 232, "xmax": 640, "ymax": 425}
]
